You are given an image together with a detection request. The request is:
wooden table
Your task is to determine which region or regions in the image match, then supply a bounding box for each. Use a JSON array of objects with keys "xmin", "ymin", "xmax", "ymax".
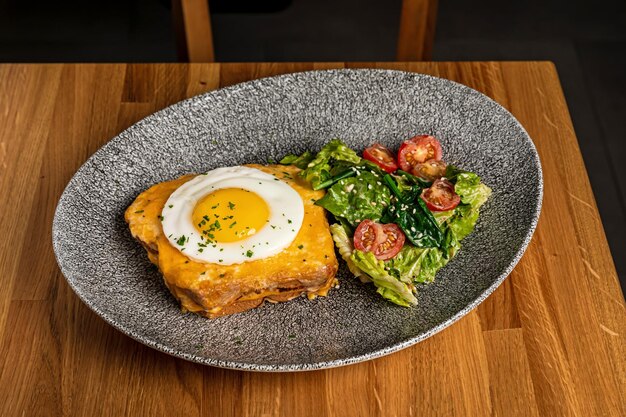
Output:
[{"xmin": 1, "ymin": 62, "xmax": 624, "ymax": 416}]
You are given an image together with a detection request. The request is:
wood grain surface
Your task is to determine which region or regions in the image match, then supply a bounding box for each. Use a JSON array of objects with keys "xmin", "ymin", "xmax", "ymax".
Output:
[
  {"xmin": 172, "ymin": 0, "xmax": 215, "ymax": 62},
  {"xmin": 396, "ymin": 0, "xmax": 439, "ymax": 61},
  {"xmin": 0, "ymin": 62, "xmax": 624, "ymax": 417}
]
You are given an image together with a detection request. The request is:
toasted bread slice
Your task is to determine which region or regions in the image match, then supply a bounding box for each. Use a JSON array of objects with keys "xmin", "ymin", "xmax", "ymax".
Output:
[{"xmin": 125, "ymin": 164, "xmax": 338, "ymax": 318}]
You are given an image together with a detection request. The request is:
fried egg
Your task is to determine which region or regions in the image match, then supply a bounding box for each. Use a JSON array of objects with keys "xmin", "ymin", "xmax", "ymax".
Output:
[{"xmin": 161, "ymin": 166, "xmax": 304, "ymax": 265}]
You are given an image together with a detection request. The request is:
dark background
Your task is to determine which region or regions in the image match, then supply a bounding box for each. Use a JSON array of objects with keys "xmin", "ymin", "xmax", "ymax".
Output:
[{"xmin": 1, "ymin": 0, "xmax": 624, "ymax": 291}]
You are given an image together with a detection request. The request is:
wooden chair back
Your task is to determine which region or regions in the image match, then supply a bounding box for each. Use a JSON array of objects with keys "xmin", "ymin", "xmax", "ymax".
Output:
[{"xmin": 172, "ymin": 0, "xmax": 438, "ymax": 62}]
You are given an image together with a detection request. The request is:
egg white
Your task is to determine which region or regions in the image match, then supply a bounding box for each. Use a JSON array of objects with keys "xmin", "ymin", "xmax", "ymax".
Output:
[{"xmin": 161, "ymin": 166, "xmax": 304, "ymax": 265}]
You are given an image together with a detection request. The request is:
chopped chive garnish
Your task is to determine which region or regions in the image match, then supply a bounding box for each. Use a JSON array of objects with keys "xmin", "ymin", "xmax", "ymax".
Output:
[{"xmin": 134, "ymin": 210, "xmax": 144, "ymax": 213}]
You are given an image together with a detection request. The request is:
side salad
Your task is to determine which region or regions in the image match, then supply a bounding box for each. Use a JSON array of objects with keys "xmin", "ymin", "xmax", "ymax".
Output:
[{"xmin": 279, "ymin": 135, "xmax": 492, "ymax": 307}]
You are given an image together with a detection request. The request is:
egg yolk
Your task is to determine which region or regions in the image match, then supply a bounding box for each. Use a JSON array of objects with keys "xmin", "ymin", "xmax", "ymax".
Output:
[{"xmin": 192, "ymin": 188, "xmax": 270, "ymax": 243}]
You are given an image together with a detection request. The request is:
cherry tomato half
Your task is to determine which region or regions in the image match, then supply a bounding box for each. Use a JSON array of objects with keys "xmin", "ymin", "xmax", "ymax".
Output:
[
  {"xmin": 353, "ymin": 219, "xmax": 380, "ymax": 253},
  {"xmin": 411, "ymin": 159, "xmax": 447, "ymax": 182},
  {"xmin": 354, "ymin": 220, "xmax": 405, "ymax": 260},
  {"xmin": 397, "ymin": 135, "xmax": 443, "ymax": 172},
  {"xmin": 363, "ymin": 143, "xmax": 398, "ymax": 173},
  {"xmin": 420, "ymin": 178, "xmax": 461, "ymax": 212}
]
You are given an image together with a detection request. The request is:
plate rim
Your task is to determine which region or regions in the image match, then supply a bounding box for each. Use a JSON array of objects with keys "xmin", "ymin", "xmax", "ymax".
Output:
[{"xmin": 52, "ymin": 68, "xmax": 544, "ymax": 372}]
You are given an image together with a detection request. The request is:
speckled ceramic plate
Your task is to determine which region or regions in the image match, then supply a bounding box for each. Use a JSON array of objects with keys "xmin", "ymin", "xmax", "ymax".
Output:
[{"xmin": 52, "ymin": 69, "xmax": 542, "ymax": 371}]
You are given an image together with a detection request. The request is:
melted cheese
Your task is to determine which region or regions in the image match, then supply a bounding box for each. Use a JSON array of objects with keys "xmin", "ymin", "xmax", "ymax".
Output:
[{"xmin": 125, "ymin": 164, "xmax": 338, "ymax": 317}]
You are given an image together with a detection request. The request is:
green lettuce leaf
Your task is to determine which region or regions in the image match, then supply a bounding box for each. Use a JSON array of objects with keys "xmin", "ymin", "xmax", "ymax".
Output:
[
  {"xmin": 454, "ymin": 172, "xmax": 492, "ymax": 207},
  {"xmin": 447, "ymin": 204, "xmax": 480, "ymax": 241},
  {"xmin": 415, "ymin": 247, "xmax": 448, "ymax": 283},
  {"xmin": 432, "ymin": 209, "xmax": 455, "ymax": 225},
  {"xmin": 279, "ymin": 151, "xmax": 315, "ymax": 169},
  {"xmin": 442, "ymin": 171, "xmax": 492, "ymax": 241},
  {"xmin": 299, "ymin": 139, "xmax": 361, "ymax": 189},
  {"xmin": 385, "ymin": 245, "xmax": 427, "ymax": 282},
  {"xmin": 329, "ymin": 224, "xmax": 366, "ymax": 281},
  {"xmin": 384, "ymin": 244, "xmax": 457, "ymax": 284},
  {"xmin": 316, "ymin": 171, "xmax": 391, "ymax": 227},
  {"xmin": 376, "ymin": 287, "xmax": 415, "ymax": 307},
  {"xmin": 350, "ymin": 250, "xmax": 417, "ymax": 306}
]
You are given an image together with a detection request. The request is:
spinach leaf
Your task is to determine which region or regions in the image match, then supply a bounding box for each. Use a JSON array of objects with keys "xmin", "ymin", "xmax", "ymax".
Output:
[
  {"xmin": 314, "ymin": 168, "xmax": 356, "ymax": 190},
  {"xmin": 396, "ymin": 169, "xmax": 432, "ymax": 188},
  {"xmin": 383, "ymin": 198, "xmax": 444, "ymax": 248},
  {"xmin": 381, "ymin": 174, "xmax": 444, "ymax": 248},
  {"xmin": 444, "ymin": 164, "xmax": 465, "ymax": 182},
  {"xmin": 314, "ymin": 160, "xmax": 387, "ymax": 190},
  {"xmin": 315, "ymin": 171, "xmax": 391, "ymax": 227}
]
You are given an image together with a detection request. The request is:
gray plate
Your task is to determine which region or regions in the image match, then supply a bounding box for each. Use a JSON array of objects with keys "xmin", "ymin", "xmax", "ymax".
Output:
[{"xmin": 52, "ymin": 69, "xmax": 542, "ymax": 371}]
